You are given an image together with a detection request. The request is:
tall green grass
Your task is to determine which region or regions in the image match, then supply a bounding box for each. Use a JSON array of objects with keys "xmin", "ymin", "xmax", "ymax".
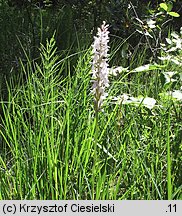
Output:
[{"xmin": 0, "ymin": 34, "xmax": 181, "ymax": 200}]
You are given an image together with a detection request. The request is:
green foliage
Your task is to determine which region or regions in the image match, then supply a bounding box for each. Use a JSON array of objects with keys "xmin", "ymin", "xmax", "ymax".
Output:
[
  {"xmin": 0, "ymin": 0, "xmax": 181, "ymax": 200},
  {"xmin": 0, "ymin": 33, "xmax": 181, "ymax": 199},
  {"xmin": 159, "ymin": 2, "xmax": 180, "ymax": 17}
]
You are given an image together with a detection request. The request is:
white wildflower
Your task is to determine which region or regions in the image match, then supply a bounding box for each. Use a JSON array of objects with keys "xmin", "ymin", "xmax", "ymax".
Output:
[
  {"xmin": 109, "ymin": 66, "xmax": 129, "ymax": 76},
  {"xmin": 146, "ymin": 19, "xmax": 156, "ymax": 29},
  {"xmin": 112, "ymin": 95, "xmax": 156, "ymax": 109},
  {"xmin": 91, "ymin": 21, "xmax": 110, "ymax": 112},
  {"xmin": 162, "ymin": 71, "xmax": 177, "ymax": 83},
  {"xmin": 167, "ymin": 90, "xmax": 182, "ymax": 101},
  {"xmin": 140, "ymin": 97, "xmax": 156, "ymax": 109}
]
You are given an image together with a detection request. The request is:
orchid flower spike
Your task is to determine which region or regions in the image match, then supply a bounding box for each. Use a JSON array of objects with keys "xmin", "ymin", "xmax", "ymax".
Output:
[{"xmin": 91, "ymin": 21, "xmax": 110, "ymax": 112}]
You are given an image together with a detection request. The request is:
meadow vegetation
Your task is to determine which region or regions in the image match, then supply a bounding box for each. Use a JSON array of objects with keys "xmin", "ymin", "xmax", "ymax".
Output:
[{"xmin": 0, "ymin": 0, "xmax": 181, "ymax": 199}]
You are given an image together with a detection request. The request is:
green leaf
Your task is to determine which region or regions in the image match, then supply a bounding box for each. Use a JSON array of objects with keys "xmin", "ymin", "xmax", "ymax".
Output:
[
  {"xmin": 167, "ymin": 11, "xmax": 180, "ymax": 17},
  {"xmin": 167, "ymin": 3, "xmax": 173, "ymax": 12},
  {"xmin": 160, "ymin": 3, "xmax": 168, "ymax": 11},
  {"xmin": 132, "ymin": 64, "xmax": 166, "ymax": 73}
]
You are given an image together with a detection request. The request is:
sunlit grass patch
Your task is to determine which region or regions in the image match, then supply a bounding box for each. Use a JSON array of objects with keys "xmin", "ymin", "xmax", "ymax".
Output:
[{"xmin": 0, "ymin": 27, "xmax": 181, "ymax": 200}]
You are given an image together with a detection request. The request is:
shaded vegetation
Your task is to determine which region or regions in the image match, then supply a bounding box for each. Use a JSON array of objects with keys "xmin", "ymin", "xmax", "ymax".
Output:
[{"xmin": 0, "ymin": 0, "xmax": 181, "ymax": 199}]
